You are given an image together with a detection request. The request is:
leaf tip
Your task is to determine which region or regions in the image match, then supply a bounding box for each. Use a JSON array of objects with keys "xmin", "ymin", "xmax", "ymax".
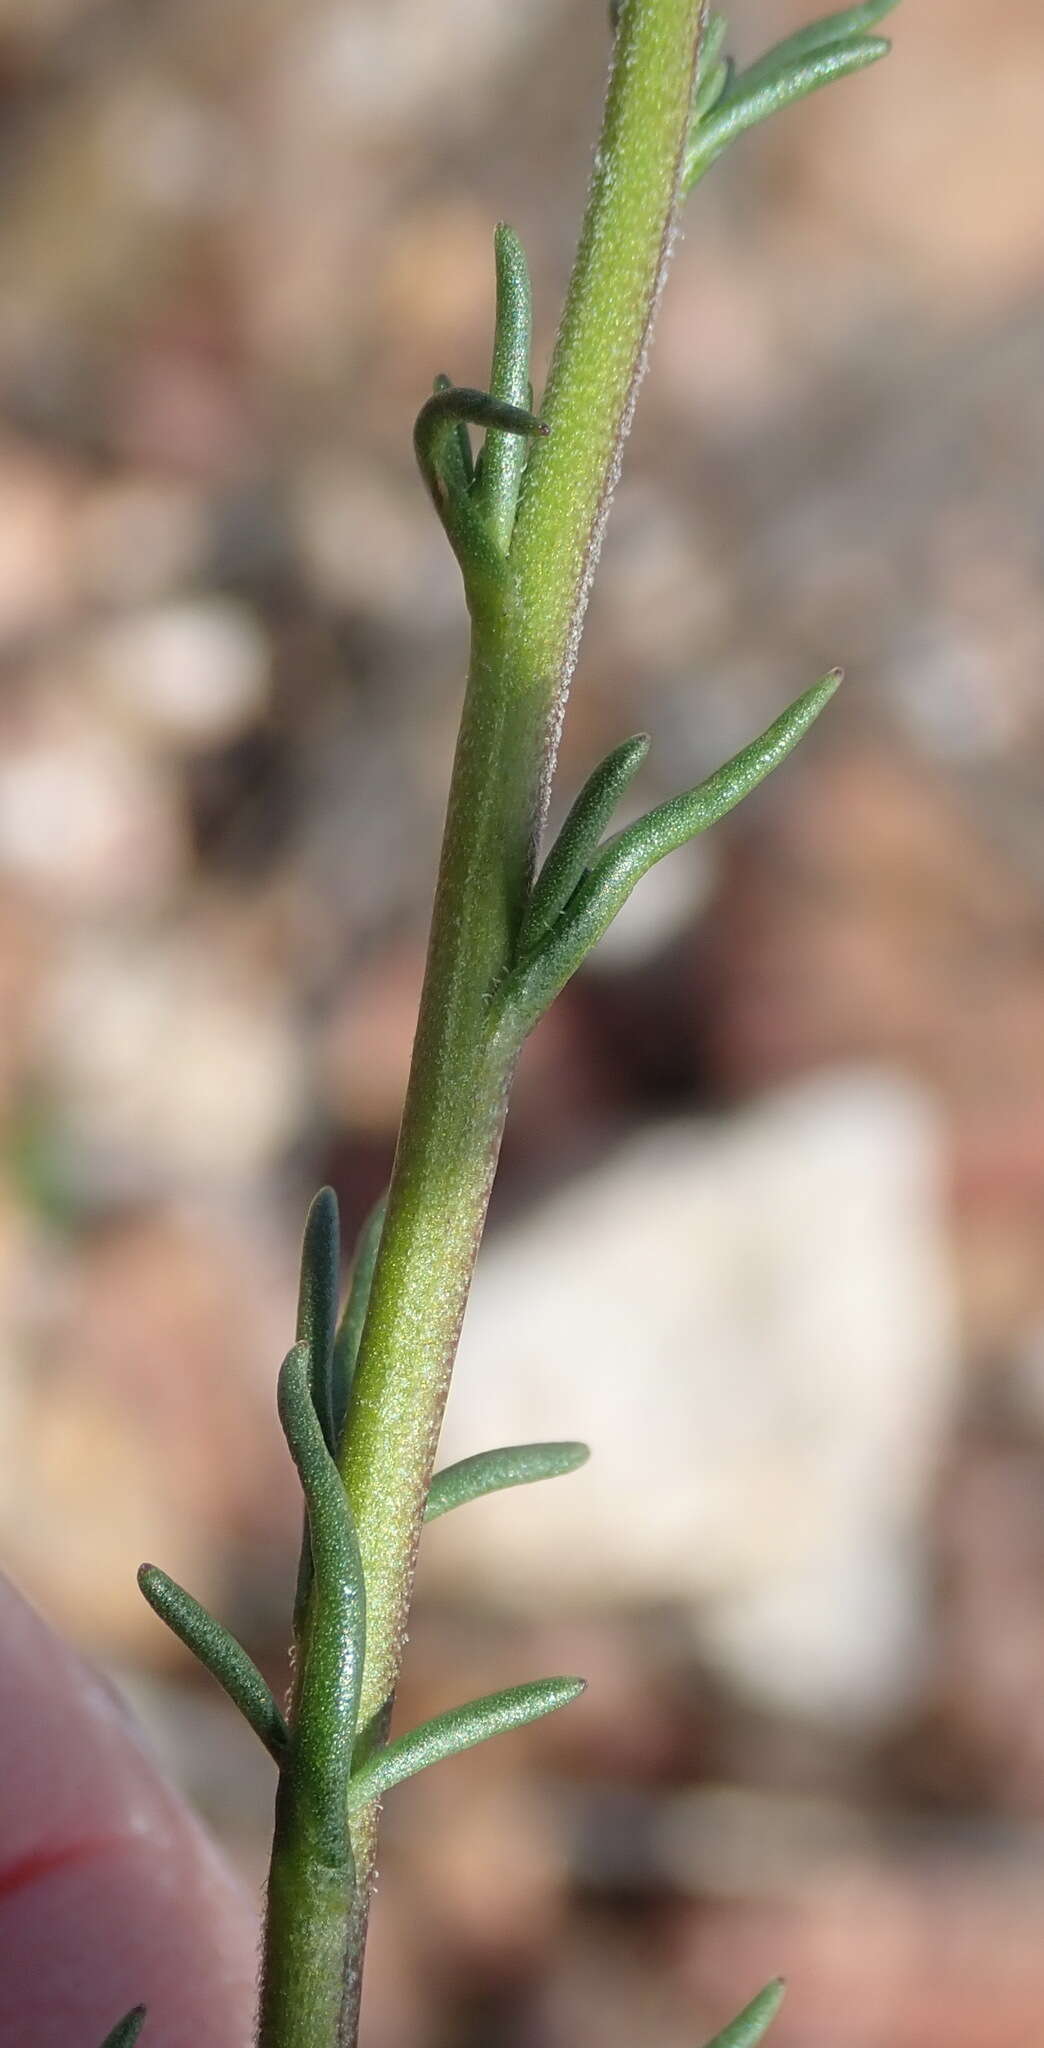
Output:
[
  {"xmin": 98, "ymin": 2004, "xmax": 147, "ymax": 2048},
  {"xmin": 622, "ymin": 730, "xmax": 652, "ymax": 769}
]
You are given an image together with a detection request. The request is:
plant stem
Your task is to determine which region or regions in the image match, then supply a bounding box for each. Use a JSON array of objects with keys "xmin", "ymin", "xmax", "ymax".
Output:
[
  {"xmin": 260, "ymin": 1345, "xmax": 364, "ymax": 2047},
  {"xmin": 259, "ymin": 1775, "xmax": 352, "ymax": 2048},
  {"xmin": 337, "ymin": 0, "xmax": 703, "ymax": 2032},
  {"xmin": 511, "ymin": 0, "xmax": 705, "ymax": 712}
]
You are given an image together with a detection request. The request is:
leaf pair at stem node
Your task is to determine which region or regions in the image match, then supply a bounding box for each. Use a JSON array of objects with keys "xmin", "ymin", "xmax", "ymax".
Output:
[
  {"xmin": 137, "ymin": 1192, "xmax": 589, "ymax": 1819},
  {"xmin": 414, "ymin": 223, "xmax": 546, "ymax": 605},
  {"xmin": 685, "ymin": 2, "xmax": 898, "ymax": 187},
  {"xmin": 494, "ymin": 671, "xmax": 841, "ymax": 1047}
]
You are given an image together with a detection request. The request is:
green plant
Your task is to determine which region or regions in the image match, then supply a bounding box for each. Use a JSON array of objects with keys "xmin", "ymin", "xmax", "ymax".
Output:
[{"xmin": 103, "ymin": 3, "xmax": 900, "ymax": 2042}]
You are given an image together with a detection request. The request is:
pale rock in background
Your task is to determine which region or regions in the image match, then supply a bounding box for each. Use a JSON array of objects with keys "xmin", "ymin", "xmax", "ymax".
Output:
[
  {"xmin": 44, "ymin": 932, "xmax": 308, "ymax": 1193},
  {"xmin": 0, "ymin": 439, "xmax": 80, "ymax": 647},
  {"xmin": 436, "ymin": 1072, "xmax": 958, "ymax": 1727},
  {"xmin": 0, "ymin": 710, "xmax": 185, "ymax": 912},
  {"xmin": 86, "ymin": 598, "xmax": 272, "ymax": 751}
]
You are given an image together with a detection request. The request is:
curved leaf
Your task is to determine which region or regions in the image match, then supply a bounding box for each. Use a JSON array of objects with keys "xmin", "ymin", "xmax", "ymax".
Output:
[
  {"xmin": 739, "ymin": 0, "xmax": 899, "ymax": 94},
  {"xmin": 137, "ymin": 1565, "xmax": 287, "ymax": 1764},
  {"xmin": 425, "ymin": 1441, "xmax": 590, "ymax": 1521},
  {"xmin": 686, "ymin": 39, "xmax": 890, "ymax": 187},
  {"xmin": 414, "ymin": 383, "xmax": 548, "ymax": 589},
  {"xmin": 347, "ymin": 1676, "xmax": 584, "ymax": 1813},
  {"xmin": 522, "ymin": 734, "xmax": 649, "ymax": 949},
  {"xmin": 496, "ymin": 673, "xmax": 840, "ymax": 1042},
  {"xmin": 432, "ymin": 372, "xmax": 475, "ymax": 496}
]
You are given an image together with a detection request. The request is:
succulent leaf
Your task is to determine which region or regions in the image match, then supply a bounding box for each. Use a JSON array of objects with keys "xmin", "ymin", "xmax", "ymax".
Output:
[
  {"xmin": 97, "ymin": 2007, "xmax": 147, "ymax": 2048},
  {"xmin": 522, "ymin": 734, "xmax": 650, "ymax": 949},
  {"xmin": 278, "ymin": 1343, "xmax": 366, "ymax": 1862},
  {"xmin": 684, "ymin": 0, "xmax": 899, "ymax": 189},
  {"xmin": 296, "ymin": 1186, "xmax": 341, "ymax": 1456},
  {"xmin": 699, "ymin": 1978, "xmax": 786, "ymax": 2048},
  {"xmin": 414, "ymin": 384, "xmax": 548, "ymax": 593},
  {"xmin": 739, "ymin": 0, "xmax": 898, "ymax": 92},
  {"xmin": 347, "ymin": 1676, "xmax": 585, "ymax": 1813},
  {"xmin": 497, "ymin": 674, "xmax": 839, "ymax": 1042},
  {"xmin": 686, "ymin": 38, "xmax": 890, "ymax": 186},
  {"xmin": 477, "ymin": 226, "xmax": 535, "ymax": 552},
  {"xmin": 425, "ymin": 1441, "xmax": 590, "ymax": 1522},
  {"xmin": 692, "ymin": 9, "xmax": 730, "ymax": 119},
  {"xmin": 331, "ymin": 1192, "xmax": 388, "ymax": 1448},
  {"xmin": 137, "ymin": 1565, "xmax": 288, "ymax": 1763}
]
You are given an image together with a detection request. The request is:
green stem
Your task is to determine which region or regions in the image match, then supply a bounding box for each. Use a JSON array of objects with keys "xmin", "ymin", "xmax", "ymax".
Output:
[
  {"xmin": 340, "ymin": 612, "xmax": 541, "ymax": 1733},
  {"xmin": 510, "ymin": 0, "xmax": 706, "ymax": 717},
  {"xmin": 260, "ymin": 1786, "xmax": 353, "ymax": 2048},
  {"xmin": 259, "ymin": 1347, "xmax": 364, "ymax": 2048},
  {"xmin": 338, "ymin": 0, "xmax": 703, "ymax": 2031}
]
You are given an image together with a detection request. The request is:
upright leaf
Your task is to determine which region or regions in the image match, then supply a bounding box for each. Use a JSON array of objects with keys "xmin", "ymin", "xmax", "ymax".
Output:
[
  {"xmin": 522, "ymin": 735, "xmax": 650, "ymax": 949},
  {"xmin": 331, "ymin": 1192, "xmax": 388, "ymax": 1448},
  {"xmin": 97, "ymin": 2010, "xmax": 147, "ymax": 2048},
  {"xmin": 496, "ymin": 675, "xmax": 839, "ymax": 1042},
  {"xmin": 278, "ymin": 1343, "xmax": 366, "ymax": 1863},
  {"xmin": 296, "ymin": 1186, "xmax": 341, "ymax": 1455},
  {"xmin": 699, "ymin": 1978, "xmax": 785, "ymax": 2048},
  {"xmin": 477, "ymin": 225, "xmax": 535, "ymax": 552}
]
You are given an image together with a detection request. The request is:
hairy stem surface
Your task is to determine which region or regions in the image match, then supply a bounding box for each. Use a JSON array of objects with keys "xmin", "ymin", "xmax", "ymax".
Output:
[{"xmin": 336, "ymin": 0, "xmax": 703, "ymax": 2032}]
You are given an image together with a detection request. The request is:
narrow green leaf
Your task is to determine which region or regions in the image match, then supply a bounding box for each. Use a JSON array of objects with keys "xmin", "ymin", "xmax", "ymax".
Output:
[
  {"xmin": 278, "ymin": 1342, "xmax": 366, "ymax": 1863},
  {"xmin": 414, "ymin": 383, "xmax": 548, "ymax": 589},
  {"xmin": 347, "ymin": 1675, "xmax": 584, "ymax": 1813},
  {"xmin": 522, "ymin": 734, "xmax": 650, "ymax": 950},
  {"xmin": 696, "ymin": 9, "xmax": 728, "ymax": 85},
  {"xmin": 738, "ymin": 0, "xmax": 899, "ymax": 94},
  {"xmin": 293, "ymin": 1185, "xmax": 342, "ymax": 1625},
  {"xmin": 331, "ymin": 1192, "xmax": 387, "ymax": 1449},
  {"xmin": 477, "ymin": 225, "xmax": 534, "ymax": 553},
  {"xmin": 692, "ymin": 10, "xmax": 730, "ymax": 120},
  {"xmin": 432, "ymin": 372, "xmax": 474, "ymax": 496},
  {"xmin": 425, "ymin": 1441, "xmax": 590, "ymax": 1522},
  {"xmin": 137, "ymin": 1565, "xmax": 288, "ymax": 1764},
  {"xmin": 700, "ymin": 1978, "xmax": 785, "ymax": 2048},
  {"xmin": 686, "ymin": 38, "xmax": 890, "ymax": 187},
  {"xmin": 296, "ymin": 1185, "xmax": 341, "ymax": 1455},
  {"xmin": 692, "ymin": 54, "xmax": 733, "ymax": 125},
  {"xmin": 496, "ymin": 673, "xmax": 840, "ymax": 1043},
  {"xmin": 97, "ymin": 2005, "xmax": 147, "ymax": 2047}
]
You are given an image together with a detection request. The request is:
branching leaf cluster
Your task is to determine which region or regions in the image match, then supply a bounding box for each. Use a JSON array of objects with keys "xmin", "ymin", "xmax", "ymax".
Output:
[
  {"xmin": 685, "ymin": 0, "xmax": 899, "ymax": 187},
  {"xmin": 122, "ymin": 1189, "xmax": 589, "ymax": 2045}
]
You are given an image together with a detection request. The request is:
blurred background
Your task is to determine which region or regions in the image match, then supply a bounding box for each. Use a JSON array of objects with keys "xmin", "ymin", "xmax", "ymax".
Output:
[{"xmin": 1, "ymin": 0, "xmax": 1043, "ymax": 2042}]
